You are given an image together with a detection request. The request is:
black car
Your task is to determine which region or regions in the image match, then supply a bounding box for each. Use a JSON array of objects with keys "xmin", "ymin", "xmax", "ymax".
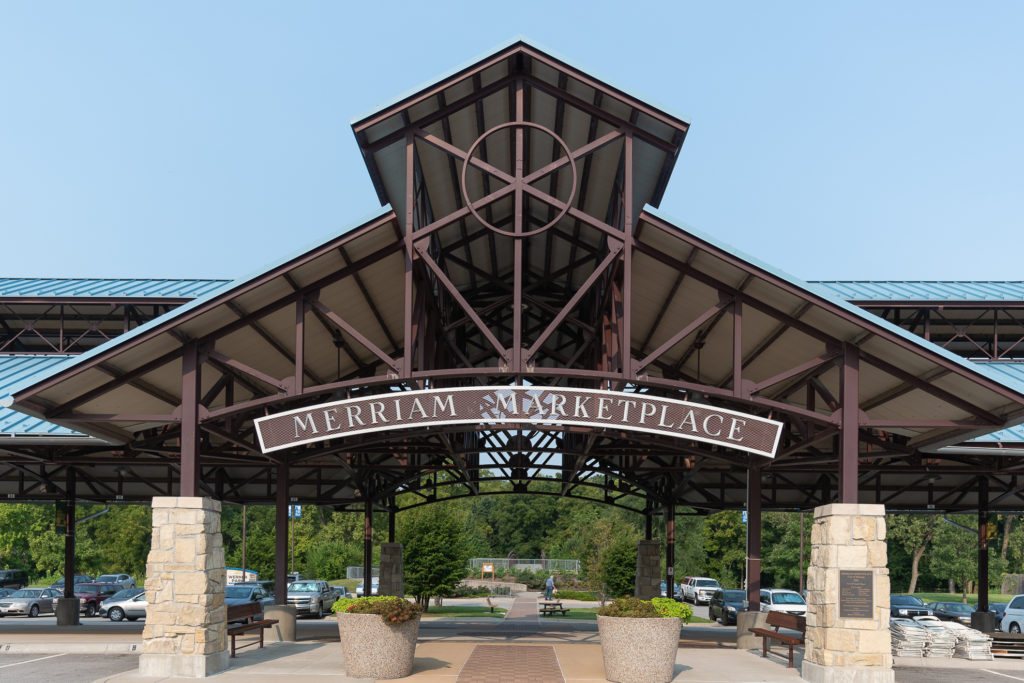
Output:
[
  {"xmin": 709, "ymin": 588, "xmax": 746, "ymax": 625},
  {"xmin": 0, "ymin": 569, "xmax": 28, "ymax": 589},
  {"xmin": 928, "ymin": 601, "xmax": 974, "ymax": 625},
  {"xmin": 890, "ymin": 594, "xmax": 933, "ymax": 618}
]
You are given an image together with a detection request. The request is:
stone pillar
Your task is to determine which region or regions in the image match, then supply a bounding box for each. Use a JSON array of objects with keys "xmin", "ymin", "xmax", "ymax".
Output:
[
  {"xmin": 140, "ymin": 497, "xmax": 228, "ymax": 678},
  {"xmin": 379, "ymin": 542, "xmax": 404, "ymax": 597},
  {"xmin": 802, "ymin": 504, "xmax": 892, "ymax": 683},
  {"xmin": 634, "ymin": 540, "xmax": 660, "ymax": 600}
]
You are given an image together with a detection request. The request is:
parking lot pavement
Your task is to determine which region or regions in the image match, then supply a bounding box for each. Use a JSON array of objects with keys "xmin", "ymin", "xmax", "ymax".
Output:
[
  {"xmin": 0, "ymin": 652, "xmax": 138, "ymax": 682},
  {"xmin": 897, "ymin": 666, "xmax": 1024, "ymax": 683}
]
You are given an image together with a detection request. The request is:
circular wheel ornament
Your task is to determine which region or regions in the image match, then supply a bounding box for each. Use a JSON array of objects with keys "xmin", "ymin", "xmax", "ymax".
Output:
[{"xmin": 460, "ymin": 121, "xmax": 578, "ymax": 237}]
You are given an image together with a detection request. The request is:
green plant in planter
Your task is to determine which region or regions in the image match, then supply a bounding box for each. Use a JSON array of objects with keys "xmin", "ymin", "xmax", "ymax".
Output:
[
  {"xmin": 598, "ymin": 597, "xmax": 693, "ymax": 622},
  {"xmin": 331, "ymin": 595, "xmax": 424, "ymax": 625}
]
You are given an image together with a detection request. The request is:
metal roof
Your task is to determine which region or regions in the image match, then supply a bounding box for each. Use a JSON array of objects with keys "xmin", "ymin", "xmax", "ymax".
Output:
[
  {"xmin": 812, "ymin": 281, "xmax": 1024, "ymax": 302},
  {"xmin": 0, "ymin": 355, "xmax": 85, "ymax": 437},
  {"xmin": 0, "ymin": 278, "xmax": 230, "ymax": 299}
]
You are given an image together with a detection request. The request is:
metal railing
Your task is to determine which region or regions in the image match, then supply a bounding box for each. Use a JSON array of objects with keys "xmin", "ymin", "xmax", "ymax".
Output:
[
  {"xmin": 469, "ymin": 558, "xmax": 580, "ymax": 573},
  {"xmin": 346, "ymin": 566, "xmax": 380, "ymax": 579}
]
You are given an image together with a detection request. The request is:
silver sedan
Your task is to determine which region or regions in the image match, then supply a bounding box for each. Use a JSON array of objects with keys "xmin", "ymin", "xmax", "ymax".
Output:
[
  {"xmin": 0, "ymin": 588, "xmax": 61, "ymax": 617},
  {"xmin": 99, "ymin": 590, "xmax": 147, "ymax": 621}
]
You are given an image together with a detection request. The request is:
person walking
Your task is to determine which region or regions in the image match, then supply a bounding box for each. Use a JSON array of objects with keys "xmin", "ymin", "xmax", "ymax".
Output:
[{"xmin": 544, "ymin": 574, "xmax": 554, "ymax": 600}]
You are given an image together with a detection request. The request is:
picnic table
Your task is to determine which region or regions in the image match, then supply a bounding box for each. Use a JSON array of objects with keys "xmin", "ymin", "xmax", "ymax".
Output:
[{"xmin": 538, "ymin": 599, "xmax": 569, "ymax": 616}]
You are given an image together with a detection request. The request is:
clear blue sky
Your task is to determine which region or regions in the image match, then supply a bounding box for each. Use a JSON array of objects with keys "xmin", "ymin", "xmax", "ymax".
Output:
[{"xmin": 2, "ymin": 2, "xmax": 1021, "ymax": 282}]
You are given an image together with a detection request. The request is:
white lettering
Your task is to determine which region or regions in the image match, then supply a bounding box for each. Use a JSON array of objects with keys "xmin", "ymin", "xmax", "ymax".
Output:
[
  {"xmin": 617, "ymin": 399, "xmax": 637, "ymax": 421},
  {"xmin": 323, "ymin": 408, "xmax": 341, "ymax": 431},
  {"xmin": 597, "ymin": 397, "xmax": 612, "ymax": 420},
  {"xmin": 346, "ymin": 405, "xmax": 364, "ymax": 427},
  {"xmin": 639, "ymin": 402, "xmax": 657, "ymax": 424},
  {"xmin": 433, "ymin": 394, "xmax": 456, "ymax": 418},
  {"xmin": 678, "ymin": 410, "xmax": 698, "ymax": 432},
  {"xmin": 550, "ymin": 393, "xmax": 567, "ymax": 416},
  {"xmin": 495, "ymin": 392, "xmax": 518, "ymax": 414},
  {"xmin": 409, "ymin": 397, "xmax": 428, "ymax": 419},
  {"xmin": 702, "ymin": 414, "xmax": 723, "ymax": 437},
  {"xmin": 294, "ymin": 413, "xmax": 319, "ymax": 438},
  {"xmin": 573, "ymin": 395, "xmax": 591, "ymax": 418},
  {"xmin": 527, "ymin": 393, "xmax": 547, "ymax": 417},
  {"xmin": 369, "ymin": 401, "xmax": 387, "ymax": 424},
  {"xmin": 657, "ymin": 406, "xmax": 675, "ymax": 428},
  {"xmin": 728, "ymin": 418, "xmax": 746, "ymax": 442},
  {"xmin": 393, "ymin": 398, "xmax": 403, "ymax": 422}
]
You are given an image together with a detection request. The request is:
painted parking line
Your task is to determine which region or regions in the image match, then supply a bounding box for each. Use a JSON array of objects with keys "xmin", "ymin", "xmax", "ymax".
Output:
[
  {"xmin": 0, "ymin": 652, "xmax": 66, "ymax": 669},
  {"xmin": 983, "ymin": 671, "xmax": 1024, "ymax": 682}
]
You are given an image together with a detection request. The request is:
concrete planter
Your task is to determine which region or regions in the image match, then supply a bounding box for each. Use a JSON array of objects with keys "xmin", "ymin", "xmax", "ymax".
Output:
[
  {"xmin": 597, "ymin": 614, "xmax": 681, "ymax": 683},
  {"xmin": 337, "ymin": 611, "xmax": 419, "ymax": 679}
]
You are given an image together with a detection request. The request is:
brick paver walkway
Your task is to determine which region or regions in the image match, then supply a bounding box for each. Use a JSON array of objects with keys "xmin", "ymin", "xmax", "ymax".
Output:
[{"xmin": 456, "ymin": 644, "xmax": 564, "ymax": 683}]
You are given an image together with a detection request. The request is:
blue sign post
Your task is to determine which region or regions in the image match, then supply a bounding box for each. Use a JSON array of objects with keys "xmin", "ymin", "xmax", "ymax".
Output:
[
  {"xmin": 741, "ymin": 510, "xmax": 748, "ymax": 524},
  {"xmin": 288, "ymin": 504, "xmax": 302, "ymax": 518}
]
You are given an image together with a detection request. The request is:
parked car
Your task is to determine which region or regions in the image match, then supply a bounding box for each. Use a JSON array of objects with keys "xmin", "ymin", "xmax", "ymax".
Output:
[
  {"xmin": 709, "ymin": 588, "xmax": 747, "ymax": 625},
  {"xmin": 683, "ymin": 577, "xmax": 722, "ymax": 604},
  {"xmin": 235, "ymin": 580, "xmax": 277, "ymax": 599},
  {"xmin": 988, "ymin": 602, "xmax": 1009, "ymax": 629},
  {"xmin": 1001, "ymin": 594, "xmax": 1024, "ymax": 633},
  {"xmin": 659, "ymin": 581, "xmax": 680, "ymax": 599},
  {"xmin": 95, "ymin": 573, "xmax": 135, "ymax": 590},
  {"xmin": 225, "ymin": 584, "xmax": 275, "ymax": 622},
  {"xmin": 355, "ymin": 578, "xmax": 379, "ymax": 597},
  {"xmin": 0, "ymin": 569, "xmax": 28, "ymax": 589},
  {"xmin": 0, "ymin": 588, "xmax": 14, "ymax": 598},
  {"xmin": 286, "ymin": 580, "xmax": 338, "ymax": 618},
  {"xmin": 0, "ymin": 588, "xmax": 61, "ymax": 617},
  {"xmin": 928, "ymin": 601, "xmax": 974, "ymax": 625},
  {"xmin": 100, "ymin": 590, "xmax": 148, "ymax": 621},
  {"xmin": 74, "ymin": 582, "xmax": 122, "ymax": 617},
  {"xmin": 50, "ymin": 574, "xmax": 93, "ymax": 590},
  {"xmin": 759, "ymin": 588, "xmax": 806, "ymax": 616},
  {"xmin": 890, "ymin": 594, "xmax": 933, "ymax": 618},
  {"xmin": 331, "ymin": 585, "xmax": 349, "ymax": 600}
]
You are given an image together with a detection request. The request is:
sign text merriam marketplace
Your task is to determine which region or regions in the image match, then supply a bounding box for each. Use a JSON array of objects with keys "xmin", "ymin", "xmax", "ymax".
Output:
[{"xmin": 254, "ymin": 387, "xmax": 783, "ymax": 457}]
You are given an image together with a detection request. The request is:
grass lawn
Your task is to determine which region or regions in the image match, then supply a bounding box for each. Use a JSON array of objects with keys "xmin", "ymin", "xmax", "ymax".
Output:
[
  {"xmin": 420, "ymin": 605, "xmax": 507, "ymax": 618},
  {"xmin": 540, "ymin": 607, "xmax": 711, "ymax": 623}
]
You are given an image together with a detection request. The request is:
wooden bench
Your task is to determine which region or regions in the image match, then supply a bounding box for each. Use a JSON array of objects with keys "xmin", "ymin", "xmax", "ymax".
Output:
[
  {"xmin": 538, "ymin": 600, "xmax": 569, "ymax": 616},
  {"xmin": 226, "ymin": 602, "xmax": 279, "ymax": 658},
  {"xmin": 749, "ymin": 611, "xmax": 806, "ymax": 668}
]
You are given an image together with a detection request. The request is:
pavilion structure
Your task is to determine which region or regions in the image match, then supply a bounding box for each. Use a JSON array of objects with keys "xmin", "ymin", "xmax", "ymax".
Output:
[{"xmin": 3, "ymin": 40, "xmax": 1024, "ymax": 680}]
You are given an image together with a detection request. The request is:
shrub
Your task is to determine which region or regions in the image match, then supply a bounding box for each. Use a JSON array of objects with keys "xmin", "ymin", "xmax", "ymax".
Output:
[
  {"xmin": 447, "ymin": 584, "xmax": 492, "ymax": 598},
  {"xmin": 331, "ymin": 595, "xmax": 424, "ymax": 625},
  {"xmin": 598, "ymin": 596, "xmax": 692, "ymax": 622}
]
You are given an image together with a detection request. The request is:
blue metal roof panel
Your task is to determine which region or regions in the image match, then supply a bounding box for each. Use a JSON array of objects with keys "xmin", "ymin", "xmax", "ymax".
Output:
[
  {"xmin": 642, "ymin": 206, "xmax": 1024, "ymax": 398},
  {"xmin": 0, "ymin": 355, "xmax": 83, "ymax": 436},
  {"xmin": 0, "ymin": 278, "xmax": 231, "ymax": 299},
  {"xmin": 811, "ymin": 281, "xmax": 1024, "ymax": 302},
  {"xmin": 0, "ymin": 208, "xmax": 395, "ymax": 405}
]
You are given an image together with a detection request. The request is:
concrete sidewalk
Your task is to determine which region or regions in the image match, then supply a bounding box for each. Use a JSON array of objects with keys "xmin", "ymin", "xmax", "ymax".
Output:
[{"xmin": 93, "ymin": 641, "xmax": 807, "ymax": 683}]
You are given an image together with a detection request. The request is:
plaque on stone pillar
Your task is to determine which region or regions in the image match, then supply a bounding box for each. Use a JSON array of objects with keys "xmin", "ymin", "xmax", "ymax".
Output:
[{"xmin": 839, "ymin": 570, "xmax": 873, "ymax": 619}]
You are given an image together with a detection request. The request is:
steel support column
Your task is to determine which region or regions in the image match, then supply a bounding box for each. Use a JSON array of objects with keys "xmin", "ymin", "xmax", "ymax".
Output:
[
  {"xmin": 180, "ymin": 342, "xmax": 201, "ymax": 497},
  {"xmin": 274, "ymin": 463, "xmax": 288, "ymax": 605},
  {"xmin": 388, "ymin": 507, "xmax": 396, "ymax": 544},
  {"xmin": 664, "ymin": 503, "xmax": 675, "ymax": 600},
  {"xmin": 978, "ymin": 476, "xmax": 989, "ymax": 612},
  {"xmin": 645, "ymin": 509, "xmax": 653, "ymax": 541},
  {"xmin": 746, "ymin": 460, "xmax": 761, "ymax": 611},
  {"xmin": 363, "ymin": 498, "xmax": 374, "ymax": 591},
  {"xmin": 839, "ymin": 344, "xmax": 859, "ymax": 503},
  {"xmin": 63, "ymin": 467, "xmax": 76, "ymax": 600}
]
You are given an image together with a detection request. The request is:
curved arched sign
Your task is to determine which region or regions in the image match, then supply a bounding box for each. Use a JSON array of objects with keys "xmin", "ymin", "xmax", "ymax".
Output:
[{"xmin": 254, "ymin": 386, "xmax": 783, "ymax": 457}]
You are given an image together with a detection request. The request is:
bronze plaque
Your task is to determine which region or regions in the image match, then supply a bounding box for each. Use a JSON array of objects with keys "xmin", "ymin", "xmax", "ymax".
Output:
[{"xmin": 839, "ymin": 570, "xmax": 874, "ymax": 619}]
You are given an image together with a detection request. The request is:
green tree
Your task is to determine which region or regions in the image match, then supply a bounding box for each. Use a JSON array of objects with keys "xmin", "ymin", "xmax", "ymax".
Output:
[
  {"xmin": 888, "ymin": 514, "xmax": 940, "ymax": 593},
  {"xmin": 703, "ymin": 511, "xmax": 745, "ymax": 587},
  {"xmin": 601, "ymin": 536, "xmax": 637, "ymax": 598},
  {"xmin": 398, "ymin": 502, "xmax": 471, "ymax": 609}
]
